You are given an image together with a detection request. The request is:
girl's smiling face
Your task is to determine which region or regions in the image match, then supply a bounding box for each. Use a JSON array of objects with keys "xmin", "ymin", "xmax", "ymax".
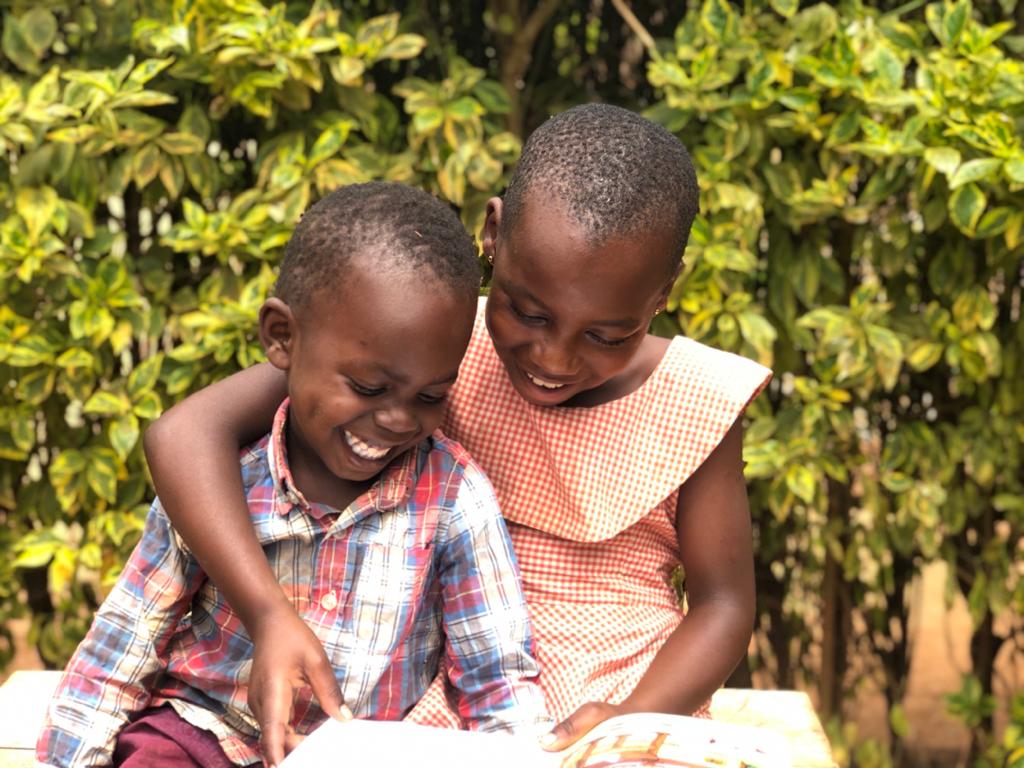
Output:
[{"xmin": 483, "ymin": 194, "xmax": 679, "ymax": 408}]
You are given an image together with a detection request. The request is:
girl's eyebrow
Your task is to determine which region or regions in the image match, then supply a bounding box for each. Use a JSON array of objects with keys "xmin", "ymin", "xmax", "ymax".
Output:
[
  {"xmin": 504, "ymin": 277, "xmax": 640, "ymax": 328},
  {"xmin": 502, "ymin": 278, "xmax": 548, "ymax": 309}
]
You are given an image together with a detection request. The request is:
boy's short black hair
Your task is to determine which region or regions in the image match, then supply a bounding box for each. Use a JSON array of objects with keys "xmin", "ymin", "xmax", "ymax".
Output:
[
  {"xmin": 500, "ymin": 103, "xmax": 699, "ymax": 276},
  {"xmin": 276, "ymin": 182, "xmax": 479, "ymax": 312}
]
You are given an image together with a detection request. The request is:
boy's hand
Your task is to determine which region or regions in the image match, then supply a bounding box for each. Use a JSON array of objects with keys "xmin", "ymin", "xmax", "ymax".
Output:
[
  {"xmin": 540, "ymin": 701, "xmax": 623, "ymax": 751},
  {"xmin": 249, "ymin": 608, "xmax": 349, "ymax": 767}
]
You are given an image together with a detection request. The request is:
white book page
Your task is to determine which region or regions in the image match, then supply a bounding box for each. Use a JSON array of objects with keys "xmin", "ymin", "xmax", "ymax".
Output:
[{"xmin": 281, "ymin": 718, "xmax": 558, "ymax": 768}]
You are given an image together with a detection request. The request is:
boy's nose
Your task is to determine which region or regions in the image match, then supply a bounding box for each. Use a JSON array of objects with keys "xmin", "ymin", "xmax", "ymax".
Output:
[{"xmin": 373, "ymin": 405, "xmax": 419, "ymax": 438}]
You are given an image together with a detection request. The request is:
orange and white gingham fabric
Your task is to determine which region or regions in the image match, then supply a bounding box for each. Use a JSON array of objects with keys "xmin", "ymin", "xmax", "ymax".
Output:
[{"xmin": 406, "ymin": 299, "xmax": 771, "ymax": 725}]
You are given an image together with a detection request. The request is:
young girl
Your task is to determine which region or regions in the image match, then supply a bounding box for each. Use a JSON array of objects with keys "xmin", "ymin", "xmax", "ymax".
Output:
[{"xmin": 144, "ymin": 104, "xmax": 771, "ymax": 766}]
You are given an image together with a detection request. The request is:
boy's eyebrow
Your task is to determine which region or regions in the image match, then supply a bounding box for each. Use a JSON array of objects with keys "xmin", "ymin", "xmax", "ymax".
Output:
[
  {"xmin": 504, "ymin": 278, "xmax": 640, "ymax": 329},
  {"xmin": 377, "ymin": 365, "xmax": 460, "ymax": 386}
]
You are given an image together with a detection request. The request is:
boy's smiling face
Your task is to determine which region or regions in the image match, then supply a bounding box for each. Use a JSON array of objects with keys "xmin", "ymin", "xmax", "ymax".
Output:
[
  {"xmin": 483, "ymin": 194, "xmax": 678, "ymax": 408},
  {"xmin": 260, "ymin": 257, "xmax": 474, "ymax": 507}
]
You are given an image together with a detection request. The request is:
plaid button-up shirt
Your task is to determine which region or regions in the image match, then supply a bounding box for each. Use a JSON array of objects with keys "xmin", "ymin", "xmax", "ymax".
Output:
[{"xmin": 39, "ymin": 400, "xmax": 546, "ymax": 767}]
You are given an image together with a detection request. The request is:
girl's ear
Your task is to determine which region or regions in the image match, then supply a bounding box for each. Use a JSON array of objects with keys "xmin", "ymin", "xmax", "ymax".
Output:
[
  {"xmin": 481, "ymin": 196, "xmax": 503, "ymax": 261},
  {"xmin": 259, "ymin": 298, "xmax": 296, "ymax": 371}
]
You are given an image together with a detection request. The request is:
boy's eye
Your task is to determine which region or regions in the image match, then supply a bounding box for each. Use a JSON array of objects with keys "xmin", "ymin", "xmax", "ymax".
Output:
[
  {"xmin": 586, "ymin": 330, "xmax": 633, "ymax": 348},
  {"xmin": 510, "ymin": 302, "xmax": 546, "ymax": 325},
  {"xmin": 418, "ymin": 391, "xmax": 448, "ymax": 405},
  {"xmin": 348, "ymin": 379, "xmax": 386, "ymax": 397}
]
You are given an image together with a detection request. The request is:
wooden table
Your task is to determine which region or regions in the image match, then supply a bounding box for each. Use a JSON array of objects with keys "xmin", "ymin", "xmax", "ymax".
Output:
[{"xmin": 2, "ymin": 671, "xmax": 834, "ymax": 766}]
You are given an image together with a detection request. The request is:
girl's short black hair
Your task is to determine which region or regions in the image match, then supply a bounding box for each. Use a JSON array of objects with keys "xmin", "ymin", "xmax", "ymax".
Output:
[
  {"xmin": 276, "ymin": 182, "xmax": 479, "ymax": 312},
  {"xmin": 501, "ymin": 103, "xmax": 699, "ymax": 276}
]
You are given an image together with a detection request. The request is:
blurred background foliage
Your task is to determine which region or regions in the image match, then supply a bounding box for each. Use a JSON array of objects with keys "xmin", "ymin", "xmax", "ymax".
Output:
[{"xmin": 0, "ymin": 0, "xmax": 1022, "ymax": 765}]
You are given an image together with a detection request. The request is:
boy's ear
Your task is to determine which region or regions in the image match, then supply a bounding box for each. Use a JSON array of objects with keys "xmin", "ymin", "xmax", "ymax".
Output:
[
  {"xmin": 481, "ymin": 196, "xmax": 503, "ymax": 260},
  {"xmin": 259, "ymin": 298, "xmax": 296, "ymax": 371}
]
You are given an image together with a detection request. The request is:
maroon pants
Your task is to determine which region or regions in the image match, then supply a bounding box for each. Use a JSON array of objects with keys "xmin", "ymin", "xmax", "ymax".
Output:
[{"xmin": 113, "ymin": 705, "xmax": 239, "ymax": 767}]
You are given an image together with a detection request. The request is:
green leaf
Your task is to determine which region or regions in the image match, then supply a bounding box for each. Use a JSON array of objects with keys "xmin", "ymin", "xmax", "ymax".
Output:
[
  {"xmin": 49, "ymin": 449, "xmax": 87, "ymax": 496},
  {"xmin": 889, "ymin": 703, "xmax": 910, "ymax": 739},
  {"xmin": 785, "ymin": 465, "xmax": 817, "ymax": 504},
  {"xmin": 923, "ymin": 147, "xmax": 961, "ymax": 177},
  {"xmin": 378, "ymin": 34, "xmax": 426, "ymax": 60},
  {"xmin": 128, "ymin": 355, "xmax": 164, "ymax": 399},
  {"xmin": 83, "ymin": 390, "xmax": 131, "ymax": 417},
  {"xmin": 16, "ymin": 367, "xmax": 55, "ymax": 405},
  {"xmin": 949, "ymin": 158, "xmax": 1003, "ymax": 189},
  {"xmin": 307, "ymin": 122, "xmax": 353, "ymax": 168},
  {"xmin": 132, "ymin": 390, "xmax": 163, "ymax": 420},
  {"xmin": 157, "ymin": 132, "xmax": 206, "ymax": 155},
  {"xmin": 55, "ymin": 348, "xmax": 93, "ymax": 372},
  {"xmin": 1003, "ymin": 156, "xmax": 1024, "ymax": 184},
  {"xmin": 16, "ymin": 186, "xmax": 58, "ymax": 242},
  {"xmin": 20, "ymin": 8, "xmax": 57, "ymax": 57},
  {"xmin": 86, "ymin": 449, "xmax": 119, "ymax": 503},
  {"xmin": 6, "ymin": 335, "xmax": 55, "ymax": 367},
  {"xmin": 769, "ymin": 0, "xmax": 798, "ymax": 18},
  {"xmin": 132, "ymin": 143, "xmax": 162, "ymax": 189},
  {"xmin": 472, "ymin": 81, "xmax": 512, "ymax": 115},
  {"xmin": 2, "ymin": 15, "xmax": 40, "ymax": 74},
  {"xmin": 906, "ymin": 341, "xmax": 944, "ymax": 371},
  {"xmin": 357, "ymin": 13, "xmax": 399, "ymax": 47},
  {"xmin": 943, "ymin": 0, "xmax": 970, "ymax": 46},
  {"xmin": 948, "ymin": 183, "xmax": 987, "ymax": 234},
  {"xmin": 108, "ymin": 413, "xmax": 140, "ymax": 459},
  {"xmin": 411, "ymin": 107, "xmax": 443, "ymax": 137},
  {"xmin": 329, "ymin": 56, "xmax": 365, "ymax": 85},
  {"xmin": 701, "ymin": 0, "xmax": 738, "ymax": 41}
]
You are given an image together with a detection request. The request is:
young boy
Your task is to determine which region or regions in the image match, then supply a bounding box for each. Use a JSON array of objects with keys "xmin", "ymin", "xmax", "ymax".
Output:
[{"xmin": 37, "ymin": 183, "xmax": 546, "ymax": 767}]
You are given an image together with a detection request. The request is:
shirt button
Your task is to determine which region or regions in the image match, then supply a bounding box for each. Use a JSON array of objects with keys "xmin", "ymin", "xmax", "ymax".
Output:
[{"xmin": 319, "ymin": 591, "xmax": 338, "ymax": 611}]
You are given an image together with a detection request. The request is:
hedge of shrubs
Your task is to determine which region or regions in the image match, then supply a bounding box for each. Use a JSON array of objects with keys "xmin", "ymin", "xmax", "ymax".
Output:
[{"xmin": 1, "ymin": 1, "xmax": 1021, "ymax": 764}]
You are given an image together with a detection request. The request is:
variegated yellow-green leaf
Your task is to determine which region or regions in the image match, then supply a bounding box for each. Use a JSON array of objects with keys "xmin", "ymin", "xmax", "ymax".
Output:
[
  {"xmin": 83, "ymin": 390, "xmax": 131, "ymax": 417},
  {"xmin": 15, "ymin": 367, "xmax": 55, "ymax": 405},
  {"xmin": 86, "ymin": 448, "xmax": 120, "ymax": 504},
  {"xmin": 948, "ymin": 183, "xmax": 986, "ymax": 234},
  {"xmin": 785, "ymin": 465, "xmax": 817, "ymax": 504},
  {"xmin": 379, "ymin": 34, "xmax": 426, "ymax": 61},
  {"xmin": 948, "ymin": 158, "xmax": 1003, "ymax": 189},
  {"xmin": 108, "ymin": 413, "xmax": 140, "ymax": 459},
  {"xmin": 128, "ymin": 355, "xmax": 164, "ymax": 398},
  {"xmin": 16, "ymin": 186, "xmax": 58, "ymax": 242}
]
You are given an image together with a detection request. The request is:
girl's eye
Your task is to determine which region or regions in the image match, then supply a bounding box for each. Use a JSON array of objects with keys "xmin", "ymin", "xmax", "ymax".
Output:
[
  {"xmin": 586, "ymin": 330, "xmax": 632, "ymax": 348},
  {"xmin": 349, "ymin": 379, "xmax": 386, "ymax": 397},
  {"xmin": 510, "ymin": 302, "xmax": 546, "ymax": 325}
]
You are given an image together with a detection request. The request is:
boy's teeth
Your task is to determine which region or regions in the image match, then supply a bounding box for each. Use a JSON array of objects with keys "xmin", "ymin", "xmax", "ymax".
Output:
[
  {"xmin": 344, "ymin": 431, "xmax": 390, "ymax": 460},
  {"xmin": 526, "ymin": 372, "xmax": 566, "ymax": 389}
]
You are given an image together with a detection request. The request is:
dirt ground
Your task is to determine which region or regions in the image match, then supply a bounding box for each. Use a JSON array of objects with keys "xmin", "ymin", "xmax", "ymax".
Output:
[{"xmin": 4, "ymin": 562, "xmax": 1020, "ymax": 765}]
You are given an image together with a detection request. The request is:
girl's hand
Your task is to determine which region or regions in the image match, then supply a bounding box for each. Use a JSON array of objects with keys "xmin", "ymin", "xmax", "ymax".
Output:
[
  {"xmin": 540, "ymin": 701, "xmax": 624, "ymax": 751},
  {"xmin": 249, "ymin": 608, "xmax": 350, "ymax": 767}
]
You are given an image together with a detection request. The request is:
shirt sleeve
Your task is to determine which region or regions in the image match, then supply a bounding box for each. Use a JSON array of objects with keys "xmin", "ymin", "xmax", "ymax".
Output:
[
  {"xmin": 435, "ymin": 460, "xmax": 550, "ymax": 734},
  {"xmin": 36, "ymin": 500, "xmax": 204, "ymax": 767}
]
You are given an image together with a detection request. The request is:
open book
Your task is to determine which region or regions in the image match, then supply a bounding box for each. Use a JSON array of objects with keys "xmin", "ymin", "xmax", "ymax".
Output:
[{"xmin": 280, "ymin": 712, "xmax": 791, "ymax": 767}]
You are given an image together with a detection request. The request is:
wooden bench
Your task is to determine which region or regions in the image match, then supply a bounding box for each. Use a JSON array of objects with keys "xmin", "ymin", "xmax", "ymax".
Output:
[{"xmin": 1, "ymin": 670, "xmax": 835, "ymax": 766}]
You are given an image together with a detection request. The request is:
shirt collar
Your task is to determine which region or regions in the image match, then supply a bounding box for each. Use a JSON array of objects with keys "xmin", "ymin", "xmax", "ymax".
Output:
[{"xmin": 266, "ymin": 398, "xmax": 420, "ymax": 519}]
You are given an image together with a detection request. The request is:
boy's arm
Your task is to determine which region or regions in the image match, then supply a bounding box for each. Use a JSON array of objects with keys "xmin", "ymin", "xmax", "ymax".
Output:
[
  {"xmin": 143, "ymin": 362, "xmax": 345, "ymax": 765},
  {"xmin": 544, "ymin": 419, "xmax": 755, "ymax": 749},
  {"xmin": 37, "ymin": 503, "xmax": 204, "ymax": 766},
  {"xmin": 438, "ymin": 460, "xmax": 549, "ymax": 734}
]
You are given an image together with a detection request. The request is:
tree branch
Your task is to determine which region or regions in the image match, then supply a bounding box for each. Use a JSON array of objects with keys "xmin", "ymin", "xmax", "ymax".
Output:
[{"xmin": 609, "ymin": 0, "xmax": 658, "ymax": 59}]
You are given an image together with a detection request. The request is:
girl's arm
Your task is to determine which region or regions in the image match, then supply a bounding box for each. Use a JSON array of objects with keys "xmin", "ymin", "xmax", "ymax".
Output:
[
  {"xmin": 144, "ymin": 362, "xmax": 346, "ymax": 766},
  {"xmin": 543, "ymin": 418, "xmax": 754, "ymax": 749}
]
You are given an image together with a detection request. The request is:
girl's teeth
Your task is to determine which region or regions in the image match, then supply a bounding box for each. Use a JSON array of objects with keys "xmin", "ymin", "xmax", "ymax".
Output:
[
  {"xmin": 526, "ymin": 372, "xmax": 566, "ymax": 389},
  {"xmin": 344, "ymin": 431, "xmax": 389, "ymax": 460}
]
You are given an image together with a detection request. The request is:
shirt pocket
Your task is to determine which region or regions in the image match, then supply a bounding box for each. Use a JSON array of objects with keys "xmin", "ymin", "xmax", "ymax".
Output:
[{"xmin": 346, "ymin": 542, "xmax": 434, "ymax": 657}]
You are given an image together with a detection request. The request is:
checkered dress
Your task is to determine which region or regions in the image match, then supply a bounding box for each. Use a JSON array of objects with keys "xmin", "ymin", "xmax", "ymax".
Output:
[{"xmin": 406, "ymin": 301, "xmax": 771, "ymax": 724}]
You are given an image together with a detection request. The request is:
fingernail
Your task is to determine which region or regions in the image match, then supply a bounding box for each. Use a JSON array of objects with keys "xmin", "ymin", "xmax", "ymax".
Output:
[
  {"xmin": 339, "ymin": 705, "xmax": 354, "ymax": 721},
  {"xmin": 539, "ymin": 731, "xmax": 556, "ymax": 747}
]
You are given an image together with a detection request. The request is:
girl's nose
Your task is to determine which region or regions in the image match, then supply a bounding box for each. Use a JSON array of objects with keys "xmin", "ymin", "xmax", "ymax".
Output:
[{"xmin": 533, "ymin": 338, "xmax": 581, "ymax": 379}]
